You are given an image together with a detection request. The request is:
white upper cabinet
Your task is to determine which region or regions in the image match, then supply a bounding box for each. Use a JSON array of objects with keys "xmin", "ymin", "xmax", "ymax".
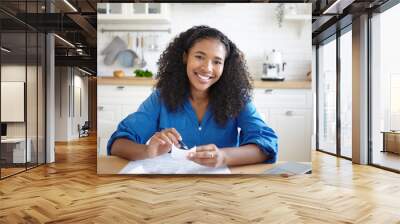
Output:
[{"xmin": 97, "ymin": 3, "xmax": 170, "ymax": 24}]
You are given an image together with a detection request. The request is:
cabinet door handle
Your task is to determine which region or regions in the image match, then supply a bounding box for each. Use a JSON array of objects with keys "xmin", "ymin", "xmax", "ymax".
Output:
[
  {"xmin": 285, "ymin": 110, "xmax": 293, "ymax": 116},
  {"xmin": 264, "ymin": 89, "xmax": 273, "ymax": 94},
  {"xmin": 116, "ymin": 86, "xmax": 125, "ymax": 90},
  {"xmin": 98, "ymin": 106, "xmax": 104, "ymax": 111}
]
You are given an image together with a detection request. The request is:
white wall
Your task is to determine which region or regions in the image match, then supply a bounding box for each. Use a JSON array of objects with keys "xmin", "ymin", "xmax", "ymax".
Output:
[
  {"xmin": 1, "ymin": 64, "xmax": 46, "ymax": 163},
  {"xmin": 98, "ymin": 3, "xmax": 311, "ymax": 80},
  {"xmin": 54, "ymin": 67, "xmax": 89, "ymax": 141},
  {"xmin": 71, "ymin": 74, "xmax": 89, "ymax": 138},
  {"xmin": 55, "ymin": 67, "xmax": 69, "ymax": 141},
  {"xmin": 1, "ymin": 65, "xmax": 31, "ymax": 137}
]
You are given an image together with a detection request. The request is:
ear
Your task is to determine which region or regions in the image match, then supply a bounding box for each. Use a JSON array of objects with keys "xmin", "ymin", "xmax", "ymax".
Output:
[{"xmin": 182, "ymin": 52, "xmax": 187, "ymax": 64}]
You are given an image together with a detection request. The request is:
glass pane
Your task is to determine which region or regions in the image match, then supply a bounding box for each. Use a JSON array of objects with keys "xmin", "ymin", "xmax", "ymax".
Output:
[
  {"xmin": 371, "ymin": 3, "xmax": 400, "ymax": 171},
  {"xmin": 0, "ymin": 0, "xmax": 46, "ymax": 179},
  {"xmin": 27, "ymin": 31, "xmax": 38, "ymax": 169},
  {"xmin": 318, "ymin": 38, "xmax": 337, "ymax": 154},
  {"xmin": 38, "ymin": 33, "xmax": 45, "ymax": 165},
  {"xmin": 391, "ymin": 75, "xmax": 400, "ymax": 130},
  {"xmin": 148, "ymin": 3, "xmax": 161, "ymax": 14},
  {"xmin": 133, "ymin": 3, "xmax": 146, "ymax": 14},
  {"xmin": 340, "ymin": 30, "xmax": 352, "ymax": 158},
  {"xmin": 39, "ymin": 1, "xmax": 46, "ymax": 13},
  {"xmin": 26, "ymin": 0, "xmax": 40, "ymax": 169},
  {"xmin": 1, "ymin": 31, "xmax": 27, "ymax": 177}
]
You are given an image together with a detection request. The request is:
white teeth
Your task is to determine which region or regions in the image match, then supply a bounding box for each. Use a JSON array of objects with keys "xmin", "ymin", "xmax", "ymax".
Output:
[
  {"xmin": 199, "ymin": 75, "xmax": 210, "ymax": 80},
  {"xmin": 196, "ymin": 73, "xmax": 211, "ymax": 80}
]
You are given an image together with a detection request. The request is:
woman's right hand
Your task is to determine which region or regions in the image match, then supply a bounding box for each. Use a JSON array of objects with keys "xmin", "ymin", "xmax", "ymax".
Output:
[{"xmin": 146, "ymin": 128, "xmax": 182, "ymax": 158}]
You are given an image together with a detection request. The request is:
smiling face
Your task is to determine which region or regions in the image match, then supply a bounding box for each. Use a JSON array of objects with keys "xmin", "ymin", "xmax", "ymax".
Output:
[{"xmin": 183, "ymin": 38, "xmax": 227, "ymax": 94}]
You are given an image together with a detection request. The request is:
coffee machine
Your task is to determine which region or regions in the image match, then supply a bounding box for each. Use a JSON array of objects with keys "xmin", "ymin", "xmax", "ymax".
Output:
[{"xmin": 261, "ymin": 49, "xmax": 286, "ymax": 81}]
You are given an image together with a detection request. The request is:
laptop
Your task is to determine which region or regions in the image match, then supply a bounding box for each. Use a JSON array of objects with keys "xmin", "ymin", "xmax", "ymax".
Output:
[{"xmin": 264, "ymin": 161, "xmax": 312, "ymax": 175}]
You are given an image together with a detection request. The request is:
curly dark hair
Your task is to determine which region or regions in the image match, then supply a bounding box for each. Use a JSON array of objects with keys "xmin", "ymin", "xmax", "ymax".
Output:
[{"xmin": 155, "ymin": 25, "xmax": 253, "ymax": 126}]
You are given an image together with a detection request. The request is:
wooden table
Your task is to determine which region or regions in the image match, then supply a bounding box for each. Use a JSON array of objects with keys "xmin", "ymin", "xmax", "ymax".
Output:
[{"xmin": 97, "ymin": 155, "xmax": 280, "ymax": 174}]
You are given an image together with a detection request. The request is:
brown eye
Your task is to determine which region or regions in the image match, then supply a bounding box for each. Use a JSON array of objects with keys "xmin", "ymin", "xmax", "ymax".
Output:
[
  {"xmin": 214, "ymin": 60, "xmax": 222, "ymax": 65},
  {"xmin": 195, "ymin": 55, "xmax": 203, "ymax": 60}
]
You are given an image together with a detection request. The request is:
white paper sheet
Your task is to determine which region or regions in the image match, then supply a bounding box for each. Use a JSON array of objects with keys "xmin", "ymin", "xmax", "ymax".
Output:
[
  {"xmin": 170, "ymin": 144, "xmax": 196, "ymax": 161},
  {"xmin": 119, "ymin": 146, "xmax": 231, "ymax": 174}
]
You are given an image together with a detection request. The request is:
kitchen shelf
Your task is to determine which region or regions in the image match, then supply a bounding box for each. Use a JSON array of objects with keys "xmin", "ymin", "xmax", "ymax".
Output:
[
  {"xmin": 97, "ymin": 77, "xmax": 311, "ymax": 89},
  {"xmin": 98, "ymin": 77, "xmax": 156, "ymax": 86}
]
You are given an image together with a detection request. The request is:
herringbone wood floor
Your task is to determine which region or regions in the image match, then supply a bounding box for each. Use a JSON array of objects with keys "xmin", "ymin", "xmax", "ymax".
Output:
[{"xmin": 1, "ymin": 135, "xmax": 400, "ymax": 224}]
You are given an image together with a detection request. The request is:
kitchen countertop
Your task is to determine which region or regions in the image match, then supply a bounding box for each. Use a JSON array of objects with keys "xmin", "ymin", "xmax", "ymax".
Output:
[{"xmin": 97, "ymin": 76, "xmax": 311, "ymax": 89}]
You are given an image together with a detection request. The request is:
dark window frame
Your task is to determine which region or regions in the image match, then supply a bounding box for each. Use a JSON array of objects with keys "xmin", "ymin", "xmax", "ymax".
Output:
[
  {"xmin": 0, "ymin": 0, "xmax": 48, "ymax": 180},
  {"xmin": 316, "ymin": 0, "xmax": 400, "ymax": 173},
  {"xmin": 315, "ymin": 23, "xmax": 352, "ymax": 161}
]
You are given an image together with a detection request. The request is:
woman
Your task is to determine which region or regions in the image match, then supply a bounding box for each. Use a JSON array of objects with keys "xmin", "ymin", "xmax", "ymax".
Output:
[{"xmin": 107, "ymin": 25, "xmax": 278, "ymax": 168}]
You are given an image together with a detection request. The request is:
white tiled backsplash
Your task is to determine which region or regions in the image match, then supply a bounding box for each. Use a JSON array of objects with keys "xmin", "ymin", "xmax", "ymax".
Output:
[{"xmin": 97, "ymin": 3, "xmax": 311, "ymax": 80}]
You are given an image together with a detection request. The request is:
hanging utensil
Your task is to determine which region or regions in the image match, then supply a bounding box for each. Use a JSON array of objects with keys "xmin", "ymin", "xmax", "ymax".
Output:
[
  {"xmin": 134, "ymin": 34, "xmax": 140, "ymax": 68},
  {"xmin": 139, "ymin": 34, "xmax": 147, "ymax": 68},
  {"xmin": 128, "ymin": 33, "xmax": 133, "ymax": 49},
  {"xmin": 102, "ymin": 35, "xmax": 126, "ymax": 66},
  {"xmin": 117, "ymin": 33, "xmax": 138, "ymax": 67},
  {"xmin": 136, "ymin": 34, "xmax": 139, "ymax": 52}
]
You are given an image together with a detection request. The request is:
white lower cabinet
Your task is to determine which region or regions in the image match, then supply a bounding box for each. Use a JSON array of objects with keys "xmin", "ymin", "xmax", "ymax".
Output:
[
  {"xmin": 253, "ymin": 89, "xmax": 313, "ymax": 162},
  {"xmin": 97, "ymin": 85, "xmax": 313, "ymax": 161},
  {"xmin": 269, "ymin": 108, "xmax": 311, "ymax": 162},
  {"xmin": 97, "ymin": 85, "xmax": 152, "ymax": 155}
]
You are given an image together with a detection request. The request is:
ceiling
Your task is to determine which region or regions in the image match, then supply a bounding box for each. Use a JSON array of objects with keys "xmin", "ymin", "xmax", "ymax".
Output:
[
  {"xmin": 0, "ymin": 0, "xmax": 393, "ymax": 75},
  {"xmin": 0, "ymin": 0, "xmax": 98, "ymax": 74}
]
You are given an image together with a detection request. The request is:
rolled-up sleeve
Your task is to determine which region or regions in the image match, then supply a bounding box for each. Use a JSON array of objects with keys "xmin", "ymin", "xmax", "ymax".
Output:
[
  {"xmin": 237, "ymin": 101, "xmax": 278, "ymax": 163},
  {"xmin": 106, "ymin": 91, "xmax": 161, "ymax": 155}
]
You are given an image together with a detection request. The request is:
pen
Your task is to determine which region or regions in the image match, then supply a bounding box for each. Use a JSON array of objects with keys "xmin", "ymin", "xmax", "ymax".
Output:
[{"xmin": 178, "ymin": 140, "xmax": 189, "ymax": 150}]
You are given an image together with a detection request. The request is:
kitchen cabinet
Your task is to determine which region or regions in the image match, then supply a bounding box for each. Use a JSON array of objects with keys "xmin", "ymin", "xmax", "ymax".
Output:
[
  {"xmin": 97, "ymin": 3, "xmax": 123, "ymax": 15},
  {"xmin": 97, "ymin": 3, "xmax": 170, "ymax": 24},
  {"xmin": 97, "ymin": 80, "xmax": 313, "ymax": 162},
  {"xmin": 253, "ymin": 89, "xmax": 313, "ymax": 162},
  {"xmin": 97, "ymin": 85, "xmax": 153, "ymax": 155},
  {"xmin": 269, "ymin": 109, "xmax": 311, "ymax": 162}
]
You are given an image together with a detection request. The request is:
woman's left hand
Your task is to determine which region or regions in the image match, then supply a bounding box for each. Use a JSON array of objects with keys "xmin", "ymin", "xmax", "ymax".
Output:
[{"xmin": 187, "ymin": 144, "xmax": 226, "ymax": 168}]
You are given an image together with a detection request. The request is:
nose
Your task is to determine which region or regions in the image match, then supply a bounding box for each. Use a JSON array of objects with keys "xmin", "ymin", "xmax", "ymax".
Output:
[{"xmin": 201, "ymin": 60, "xmax": 213, "ymax": 73}]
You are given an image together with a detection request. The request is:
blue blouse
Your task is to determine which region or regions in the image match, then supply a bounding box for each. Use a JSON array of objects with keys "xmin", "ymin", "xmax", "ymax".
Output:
[{"xmin": 107, "ymin": 91, "xmax": 278, "ymax": 163}]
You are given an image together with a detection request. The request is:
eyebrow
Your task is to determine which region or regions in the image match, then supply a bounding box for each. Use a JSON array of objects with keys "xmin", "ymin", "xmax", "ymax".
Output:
[{"xmin": 194, "ymin": 51, "xmax": 224, "ymax": 61}]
